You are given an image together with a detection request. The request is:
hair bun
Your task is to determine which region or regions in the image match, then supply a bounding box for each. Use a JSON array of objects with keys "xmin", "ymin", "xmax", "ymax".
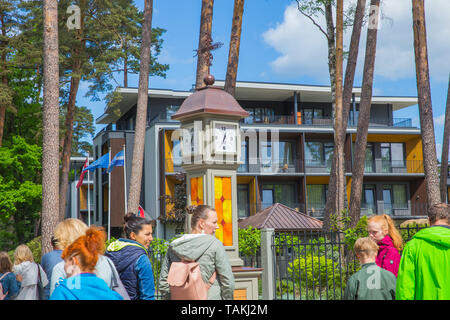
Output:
[
  {"xmin": 186, "ymin": 205, "xmax": 198, "ymax": 215},
  {"xmin": 124, "ymin": 212, "xmax": 135, "ymax": 223}
]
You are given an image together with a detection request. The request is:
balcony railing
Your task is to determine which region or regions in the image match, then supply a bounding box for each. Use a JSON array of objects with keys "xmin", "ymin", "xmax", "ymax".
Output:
[
  {"xmin": 362, "ymin": 159, "xmax": 424, "ymax": 174},
  {"xmin": 238, "ymin": 159, "xmax": 304, "ymax": 174},
  {"xmin": 241, "ymin": 115, "xmax": 295, "ymax": 125},
  {"xmin": 304, "ymin": 159, "xmax": 352, "ymax": 173}
]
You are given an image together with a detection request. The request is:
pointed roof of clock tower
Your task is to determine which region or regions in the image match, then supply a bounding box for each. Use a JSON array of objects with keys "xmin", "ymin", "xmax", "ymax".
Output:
[{"xmin": 171, "ymin": 75, "xmax": 249, "ymax": 121}]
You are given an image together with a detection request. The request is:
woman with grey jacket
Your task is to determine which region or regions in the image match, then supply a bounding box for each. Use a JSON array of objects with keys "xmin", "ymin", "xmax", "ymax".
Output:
[{"xmin": 159, "ymin": 205, "xmax": 235, "ymax": 300}]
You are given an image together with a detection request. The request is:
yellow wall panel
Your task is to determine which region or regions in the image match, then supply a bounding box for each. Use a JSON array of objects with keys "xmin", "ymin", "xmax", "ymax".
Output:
[{"xmin": 306, "ymin": 176, "xmax": 330, "ymax": 184}]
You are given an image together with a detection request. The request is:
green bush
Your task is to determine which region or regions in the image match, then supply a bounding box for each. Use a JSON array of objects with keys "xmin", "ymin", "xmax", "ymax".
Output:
[
  {"xmin": 238, "ymin": 227, "xmax": 261, "ymax": 257},
  {"xmin": 287, "ymin": 254, "xmax": 342, "ymax": 290}
]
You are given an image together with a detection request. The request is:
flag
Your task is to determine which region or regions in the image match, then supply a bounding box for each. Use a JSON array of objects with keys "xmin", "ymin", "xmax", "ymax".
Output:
[
  {"xmin": 84, "ymin": 153, "xmax": 110, "ymax": 172},
  {"xmin": 76, "ymin": 157, "xmax": 89, "ymax": 189},
  {"xmin": 106, "ymin": 150, "xmax": 124, "ymax": 173},
  {"xmin": 138, "ymin": 205, "xmax": 150, "ymax": 219}
]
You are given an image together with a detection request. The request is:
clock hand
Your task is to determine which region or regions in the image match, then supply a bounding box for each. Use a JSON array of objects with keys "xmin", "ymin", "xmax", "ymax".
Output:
[{"xmin": 222, "ymin": 131, "xmax": 227, "ymax": 144}]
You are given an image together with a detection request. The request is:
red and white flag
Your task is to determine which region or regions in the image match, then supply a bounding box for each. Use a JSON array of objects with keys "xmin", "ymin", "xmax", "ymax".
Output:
[
  {"xmin": 76, "ymin": 157, "xmax": 89, "ymax": 189},
  {"xmin": 138, "ymin": 205, "xmax": 148, "ymax": 219}
]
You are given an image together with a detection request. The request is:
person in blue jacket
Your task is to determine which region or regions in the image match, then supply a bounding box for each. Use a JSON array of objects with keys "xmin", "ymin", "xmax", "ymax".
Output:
[
  {"xmin": 0, "ymin": 251, "xmax": 22, "ymax": 300},
  {"xmin": 50, "ymin": 226, "xmax": 122, "ymax": 300},
  {"xmin": 105, "ymin": 212, "xmax": 155, "ymax": 300}
]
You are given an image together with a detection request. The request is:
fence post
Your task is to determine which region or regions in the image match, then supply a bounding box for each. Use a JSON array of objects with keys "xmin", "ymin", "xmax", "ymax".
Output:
[{"xmin": 261, "ymin": 228, "xmax": 275, "ymax": 300}]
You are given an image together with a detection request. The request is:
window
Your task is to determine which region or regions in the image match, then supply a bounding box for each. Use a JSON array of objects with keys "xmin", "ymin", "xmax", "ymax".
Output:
[
  {"xmin": 305, "ymin": 141, "xmax": 334, "ymax": 168},
  {"xmin": 302, "ymin": 108, "xmax": 324, "ymax": 124},
  {"xmin": 362, "ymin": 184, "xmax": 376, "ymax": 213},
  {"xmin": 262, "ymin": 184, "xmax": 296, "ymax": 209},
  {"xmin": 383, "ymin": 184, "xmax": 408, "ymax": 214},
  {"xmin": 243, "ymin": 107, "xmax": 276, "ymax": 124},
  {"xmin": 166, "ymin": 105, "xmax": 180, "ymax": 121},
  {"xmin": 260, "ymin": 140, "xmax": 296, "ymax": 172},
  {"xmin": 238, "ymin": 138, "xmax": 249, "ymax": 172},
  {"xmin": 307, "ymin": 184, "xmax": 328, "ymax": 210},
  {"xmin": 237, "ymin": 185, "xmax": 250, "ymax": 218},
  {"xmin": 381, "ymin": 143, "xmax": 406, "ymax": 172}
]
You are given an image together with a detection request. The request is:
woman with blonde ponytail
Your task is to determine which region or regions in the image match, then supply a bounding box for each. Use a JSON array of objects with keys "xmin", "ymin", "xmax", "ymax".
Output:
[
  {"xmin": 367, "ymin": 214, "xmax": 403, "ymax": 277},
  {"xmin": 50, "ymin": 226, "xmax": 122, "ymax": 300}
]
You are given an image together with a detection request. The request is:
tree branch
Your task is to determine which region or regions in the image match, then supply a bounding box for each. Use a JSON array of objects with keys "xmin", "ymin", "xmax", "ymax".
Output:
[{"xmin": 295, "ymin": 0, "xmax": 329, "ymax": 40}]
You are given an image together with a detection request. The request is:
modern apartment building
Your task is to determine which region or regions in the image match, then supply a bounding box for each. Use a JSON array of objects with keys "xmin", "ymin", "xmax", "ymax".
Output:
[{"xmin": 92, "ymin": 80, "xmax": 428, "ymax": 239}]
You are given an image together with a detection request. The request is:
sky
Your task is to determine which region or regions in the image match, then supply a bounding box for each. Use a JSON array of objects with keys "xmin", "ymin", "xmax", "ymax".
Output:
[{"xmin": 75, "ymin": 0, "xmax": 450, "ymax": 161}]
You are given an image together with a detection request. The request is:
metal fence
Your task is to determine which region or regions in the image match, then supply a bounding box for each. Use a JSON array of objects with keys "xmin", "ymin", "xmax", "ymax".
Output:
[
  {"xmin": 268, "ymin": 225, "xmax": 427, "ymax": 300},
  {"xmin": 147, "ymin": 224, "xmax": 427, "ymax": 300}
]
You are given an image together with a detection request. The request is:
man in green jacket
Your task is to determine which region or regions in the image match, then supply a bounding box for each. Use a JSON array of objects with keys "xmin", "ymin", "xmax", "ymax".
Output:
[
  {"xmin": 344, "ymin": 237, "xmax": 397, "ymax": 300},
  {"xmin": 396, "ymin": 203, "xmax": 450, "ymax": 300}
]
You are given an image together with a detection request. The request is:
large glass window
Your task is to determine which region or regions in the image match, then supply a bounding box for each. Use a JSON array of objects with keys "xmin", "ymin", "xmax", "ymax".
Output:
[
  {"xmin": 381, "ymin": 143, "xmax": 406, "ymax": 172},
  {"xmin": 166, "ymin": 105, "xmax": 180, "ymax": 121},
  {"xmin": 262, "ymin": 184, "xmax": 296, "ymax": 209},
  {"xmin": 238, "ymin": 138, "xmax": 249, "ymax": 172},
  {"xmin": 261, "ymin": 140, "xmax": 295, "ymax": 172},
  {"xmin": 383, "ymin": 184, "xmax": 408, "ymax": 214},
  {"xmin": 362, "ymin": 184, "xmax": 376, "ymax": 214},
  {"xmin": 237, "ymin": 184, "xmax": 250, "ymax": 218},
  {"xmin": 302, "ymin": 108, "xmax": 324, "ymax": 124},
  {"xmin": 306, "ymin": 184, "xmax": 327, "ymax": 210},
  {"xmin": 305, "ymin": 141, "xmax": 334, "ymax": 168}
]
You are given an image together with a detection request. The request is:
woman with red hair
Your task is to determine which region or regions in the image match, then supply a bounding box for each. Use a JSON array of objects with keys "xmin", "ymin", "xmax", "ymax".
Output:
[
  {"xmin": 50, "ymin": 226, "xmax": 122, "ymax": 300},
  {"xmin": 367, "ymin": 214, "xmax": 403, "ymax": 277}
]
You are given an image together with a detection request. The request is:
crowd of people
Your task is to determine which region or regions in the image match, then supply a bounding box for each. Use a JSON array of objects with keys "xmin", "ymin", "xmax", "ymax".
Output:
[{"xmin": 0, "ymin": 203, "xmax": 448, "ymax": 300}]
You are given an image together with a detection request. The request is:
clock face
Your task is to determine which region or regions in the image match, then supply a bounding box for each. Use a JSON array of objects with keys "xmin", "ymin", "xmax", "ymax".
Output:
[{"xmin": 214, "ymin": 123, "xmax": 237, "ymax": 153}]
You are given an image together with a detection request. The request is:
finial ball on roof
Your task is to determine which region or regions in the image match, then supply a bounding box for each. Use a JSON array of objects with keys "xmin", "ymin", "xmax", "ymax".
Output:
[{"xmin": 203, "ymin": 74, "xmax": 215, "ymax": 86}]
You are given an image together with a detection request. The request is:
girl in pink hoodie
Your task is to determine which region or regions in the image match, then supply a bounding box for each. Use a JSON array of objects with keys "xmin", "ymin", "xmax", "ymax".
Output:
[{"xmin": 367, "ymin": 214, "xmax": 403, "ymax": 277}]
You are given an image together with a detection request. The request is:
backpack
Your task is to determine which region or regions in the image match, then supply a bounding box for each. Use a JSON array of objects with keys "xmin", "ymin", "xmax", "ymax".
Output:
[
  {"xmin": 167, "ymin": 260, "xmax": 216, "ymax": 300},
  {"xmin": 0, "ymin": 272, "xmax": 10, "ymax": 300}
]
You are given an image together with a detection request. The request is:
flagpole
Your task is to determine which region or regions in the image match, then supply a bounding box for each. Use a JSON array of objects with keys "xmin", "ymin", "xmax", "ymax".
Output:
[
  {"xmin": 108, "ymin": 147, "xmax": 111, "ymax": 240},
  {"xmin": 123, "ymin": 144, "xmax": 128, "ymax": 215},
  {"xmin": 87, "ymin": 152, "xmax": 91, "ymax": 226}
]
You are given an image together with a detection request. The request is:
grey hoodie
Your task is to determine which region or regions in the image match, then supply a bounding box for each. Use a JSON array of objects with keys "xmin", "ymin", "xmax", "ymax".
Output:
[{"xmin": 159, "ymin": 234, "xmax": 235, "ymax": 300}]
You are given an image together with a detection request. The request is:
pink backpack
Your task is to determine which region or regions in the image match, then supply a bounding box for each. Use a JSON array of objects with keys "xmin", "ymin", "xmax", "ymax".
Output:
[
  {"xmin": 0, "ymin": 272, "xmax": 10, "ymax": 300},
  {"xmin": 167, "ymin": 260, "xmax": 216, "ymax": 300}
]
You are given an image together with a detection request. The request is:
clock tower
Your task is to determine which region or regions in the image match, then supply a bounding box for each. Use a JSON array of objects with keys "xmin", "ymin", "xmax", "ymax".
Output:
[{"xmin": 172, "ymin": 74, "xmax": 248, "ymax": 267}]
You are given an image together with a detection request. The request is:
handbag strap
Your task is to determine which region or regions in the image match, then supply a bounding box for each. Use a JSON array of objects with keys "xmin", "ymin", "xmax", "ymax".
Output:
[
  {"xmin": 105, "ymin": 257, "xmax": 118, "ymax": 288},
  {"xmin": 0, "ymin": 272, "xmax": 10, "ymax": 281}
]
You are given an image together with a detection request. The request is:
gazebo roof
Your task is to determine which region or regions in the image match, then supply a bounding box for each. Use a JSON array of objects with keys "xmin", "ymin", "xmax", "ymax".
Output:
[{"xmin": 238, "ymin": 203, "xmax": 323, "ymax": 231}]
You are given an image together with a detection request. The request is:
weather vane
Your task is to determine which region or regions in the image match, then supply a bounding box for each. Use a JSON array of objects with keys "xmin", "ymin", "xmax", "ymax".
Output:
[{"xmin": 194, "ymin": 35, "xmax": 223, "ymax": 67}]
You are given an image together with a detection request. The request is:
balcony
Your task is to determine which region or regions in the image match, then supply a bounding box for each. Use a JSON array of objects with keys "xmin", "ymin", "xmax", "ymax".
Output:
[
  {"xmin": 238, "ymin": 159, "xmax": 304, "ymax": 174},
  {"xmin": 241, "ymin": 115, "xmax": 295, "ymax": 125},
  {"xmin": 304, "ymin": 159, "xmax": 352, "ymax": 174},
  {"xmin": 363, "ymin": 160, "xmax": 424, "ymax": 174}
]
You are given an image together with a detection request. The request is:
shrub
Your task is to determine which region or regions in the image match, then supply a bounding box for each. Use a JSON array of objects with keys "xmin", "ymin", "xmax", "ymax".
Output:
[{"xmin": 287, "ymin": 255, "xmax": 342, "ymax": 290}]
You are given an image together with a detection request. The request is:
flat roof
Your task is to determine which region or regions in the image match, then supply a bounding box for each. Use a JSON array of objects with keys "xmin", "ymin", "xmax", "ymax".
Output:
[{"xmin": 96, "ymin": 80, "xmax": 418, "ymax": 124}]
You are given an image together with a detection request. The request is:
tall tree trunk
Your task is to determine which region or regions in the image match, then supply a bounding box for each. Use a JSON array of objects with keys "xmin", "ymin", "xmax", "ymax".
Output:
[
  {"xmin": 58, "ymin": 65, "xmax": 82, "ymax": 221},
  {"xmin": 195, "ymin": 0, "xmax": 214, "ymax": 89},
  {"xmin": 324, "ymin": 0, "xmax": 366, "ymax": 230},
  {"xmin": 348, "ymin": 0, "xmax": 380, "ymax": 222},
  {"xmin": 412, "ymin": 0, "xmax": 441, "ymax": 208},
  {"xmin": 58, "ymin": 4, "xmax": 86, "ymax": 221},
  {"xmin": 333, "ymin": 0, "xmax": 345, "ymax": 228},
  {"xmin": 0, "ymin": 13, "xmax": 7, "ymax": 147},
  {"xmin": 127, "ymin": 0, "xmax": 153, "ymax": 214},
  {"xmin": 439, "ymin": 76, "xmax": 450, "ymax": 202},
  {"xmin": 41, "ymin": 0, "xmax": 60, "ymax": 255},
  {"xmin": 224, "ymin": 0, "xmax": 244, "ymax": 96},
  {"xmin": 321, "ymin": 1, "xmax": 337, "ymax": 231},
  {"xmin": 124, "ymin": 52, "xmax": 128, "ymax": 88}
]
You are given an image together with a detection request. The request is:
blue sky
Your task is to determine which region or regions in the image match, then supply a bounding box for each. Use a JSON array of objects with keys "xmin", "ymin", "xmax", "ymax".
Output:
[{"xmin": 76, "ymin": 0, "xmax": 449, "ymax": 161}]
